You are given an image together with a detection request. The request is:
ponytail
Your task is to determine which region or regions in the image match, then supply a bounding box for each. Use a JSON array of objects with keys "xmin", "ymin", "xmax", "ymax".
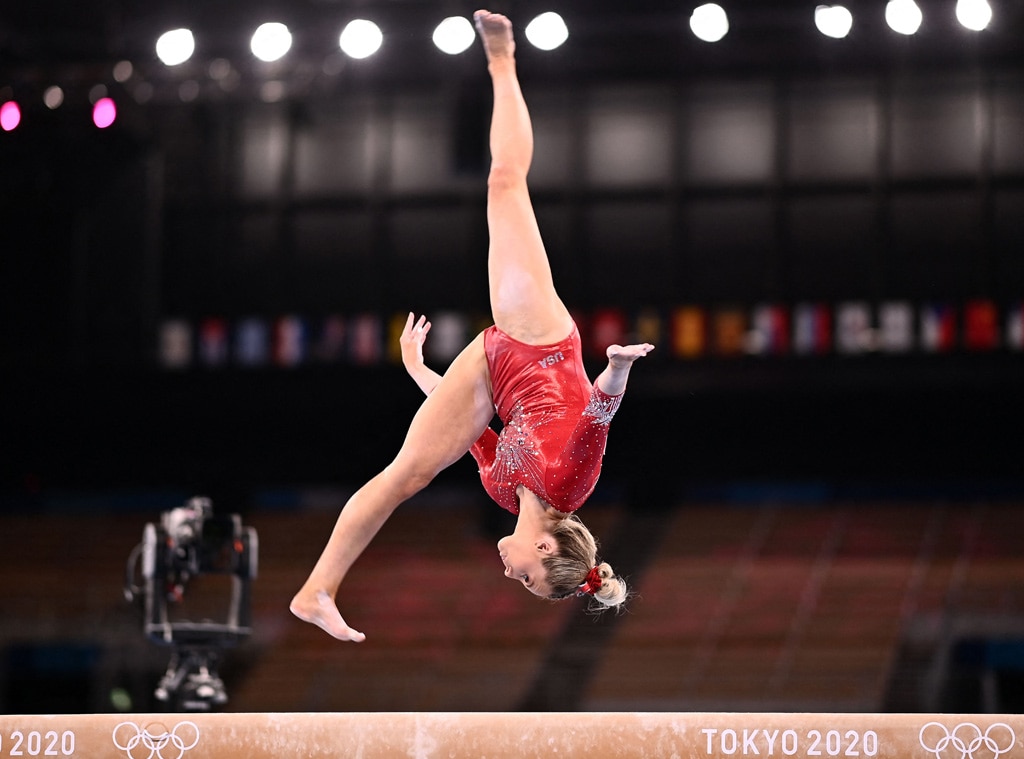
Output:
[{"xmin": 542, "ymin": 515, "xmax": 629, "ymax": 610}]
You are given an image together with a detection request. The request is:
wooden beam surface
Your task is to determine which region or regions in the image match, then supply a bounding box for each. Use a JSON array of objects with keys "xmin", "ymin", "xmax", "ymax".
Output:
[{"xmin": 0, "ymin": 712, "xmax": 1019, "ymax": 759}]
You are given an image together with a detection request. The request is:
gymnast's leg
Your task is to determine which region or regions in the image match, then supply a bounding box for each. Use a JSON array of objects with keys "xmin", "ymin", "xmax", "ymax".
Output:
[
  {"xmin": 290, "ymin": 334, "xmax": 494, "ymax": 641},
  {"xmin": 476, "ymin": 10, "xmax": 573, "ymax": 346}
]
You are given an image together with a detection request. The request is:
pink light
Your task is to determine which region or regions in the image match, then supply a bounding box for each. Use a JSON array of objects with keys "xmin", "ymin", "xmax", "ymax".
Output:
[
  {"xmin": 92, "ymin": 97, "xmax": 117, "ymax": 129},
  {"xmin": 0, "ymin": 101, "xmax": 21, "ymax": 131}
]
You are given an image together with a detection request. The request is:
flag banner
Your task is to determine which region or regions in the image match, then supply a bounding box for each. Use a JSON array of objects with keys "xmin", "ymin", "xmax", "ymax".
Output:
[
  {"xmin": 428, "ymin": 311, "xmax": 471, "ymax": 363},
  {"xmin": 235, "ymin": 317, "xmax": 269, "ymax": 367},
  {"xmin": 274, "ymin": 315, "xmax": 307, "ymax": 368},
  {"xmin": 313, "ymin": 315, "xmax": 347, "ymax": 364},
  {"xmin": 198, "ymin": 317, "xmax": 229, "ymax": 368},
  {"xmin": 749, "ymin": 304, "xmax": 790, "ymax": 356},
  {"xmin": 671, "ymin": 306, "xmax": 706, "ymax": 359},
  {"xmin": 878, "ymin": 301, "xmax": 914, "ymax": 354},
  {"xmin": 792, "ymin": 303, "xmax": 831, "ymax": 356},
  {"xmin": 634, "ymin": 308, "xmax": 663, "ymax": 348},
  {"xmin": 386, "ymin": 313, "xmax": 407, "ymax": 365},
  {"xmin": 919, "ymin": 303, "xmax": 957, "ymax": 353},
  {"xmin": 836, "ymin": 302, "xmax": 873, "ymax": 354},
  {"xmin": 158, "ymin": 319, "xmax": 193, "ymax": 369},
  {"xmin": 713, "ymin": 307, "xmax": 747, "ymax": 357},
  {"xmin": 349, "ymin": 313, "xmax": 383, "ymax": 365},
  {"xmin": 589, "ymin": 308, "xmax": 629, "ymax": 358},
  {"xmin": 1007, "ymin": 302, "xmax": 1024, "ymax": 351},
  {"xmin": 963, "ymin": 299, "xmax": 999, "ymax": 351}
]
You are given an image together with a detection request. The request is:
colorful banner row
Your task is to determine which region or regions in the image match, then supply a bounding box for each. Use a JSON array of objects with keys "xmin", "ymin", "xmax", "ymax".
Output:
[{"xmin": 157, "ymin": 300, "xmax": 1024, "ymax": 370}]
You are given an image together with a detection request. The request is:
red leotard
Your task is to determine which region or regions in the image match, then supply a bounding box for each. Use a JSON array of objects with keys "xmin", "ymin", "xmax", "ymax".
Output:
[{"xmin": 469, "ymin": 324, "xmax": 622, "ymax": 515}]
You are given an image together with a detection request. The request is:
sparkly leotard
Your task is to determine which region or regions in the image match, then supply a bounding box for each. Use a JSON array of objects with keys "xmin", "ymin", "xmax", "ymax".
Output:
[{"xmin": 469, "ymin": 324, "xmax": 622, "ymax": 515}]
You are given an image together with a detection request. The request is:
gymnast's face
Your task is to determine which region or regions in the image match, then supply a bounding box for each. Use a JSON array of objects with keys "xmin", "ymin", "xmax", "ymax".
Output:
[{"xmin": 497, "ymin": 533, "xmax": 553, "ymax": 597}]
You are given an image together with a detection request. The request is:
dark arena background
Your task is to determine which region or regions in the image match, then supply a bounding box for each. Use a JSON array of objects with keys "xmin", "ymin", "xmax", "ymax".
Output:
[{"xmin": 2, "ymin": 0, "xmax": 1024, "ymax": 719}]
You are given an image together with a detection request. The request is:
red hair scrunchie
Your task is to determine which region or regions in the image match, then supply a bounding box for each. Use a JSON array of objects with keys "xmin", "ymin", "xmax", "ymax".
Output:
[{"xmin": 576, "ymin": 565, "xmax": 603, "ymax": 597}]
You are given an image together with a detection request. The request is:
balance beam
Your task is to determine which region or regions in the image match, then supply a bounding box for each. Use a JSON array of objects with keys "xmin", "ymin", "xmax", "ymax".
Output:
[{"xmin": 0, "ymin": 712, "xmax": 1019, "ymax": 759}]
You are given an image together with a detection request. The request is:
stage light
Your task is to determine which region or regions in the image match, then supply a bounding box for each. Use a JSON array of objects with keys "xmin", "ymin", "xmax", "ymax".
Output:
[
  {"xmin": 525, "ymin": 12, "xmax": 569, "ymax": 51},
  {"xmin": 93, "ymin": 97, "xmax": 116, "ymax": 129},
  {"xmin": 339, "ymin": 19, "xmax": 383, "ymax": 59},
  {"xmin": 156, "ymin": 28, "xmax": 196, "ymax": 66},
  {"xmin": 690, "ymin": 3, "xmax": 729, "ymax": 43},
  {"xmin": 113, "ymin": 60, "xmax": 133, "ymax": 83},
  {"xmin": 0, "ymin": 101, "xmax": 20, "ymax": 131},
  {"xmin": 815, "ymin": 5, "xmax": 854, "ymax": 38},
  {"xmin": 251, "ymin": 22, "xmax": 292, "ymax": 62},
  {"xmin": 178, "ymin": 80, "xmax": 200, "ymax": 103},
  {"xmin": 885, "ymin": 0, "xmax": 923, "ymax": 35},
  {"xmin": 433, "ymin": 16, "xmax": 475, "ymax": 55},
  {"xmin": 956, "ymin": 0, "xmax": 992, "ymax": 30},
  {"xmin": 43, "ymin": 86, "xmax": 64, "ymax": 109}
]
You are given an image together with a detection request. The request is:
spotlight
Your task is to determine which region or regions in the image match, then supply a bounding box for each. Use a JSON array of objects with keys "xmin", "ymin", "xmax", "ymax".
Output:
[
  {"xmin": 433, "ymin": 16, "xmax": 475, "ymax": 55},
  {"xmin": 885, "ymin": 0, "xmax": 923, "ymax": 35},
  {"xmin": 93, "ymin": 98, "xmax": 117, "ymax": 129},
  {"xmin": 525, "ymin": 12, "xmax": 569, "ymax": 51},
  {"xmin": 815, "ymin": 5, "xmax": 854, "ymax": 39},
  {"xmin": 339, "ymin": 19, "xmax": 383, "ymax": 59},
  {"xmin": 956, "ymin": 0, "xmax": 992, "ymax": 31},
  {"xmin": 690, "ymin": 3, "xmax": 729, "ymax": 43},
  {"xmin": 0, "ymin": 101, "xmax": 20, "ymax": 131},
  {"xmin": 251, "ymin": 22, "xmax": 292, "ymax": 62},
  {"xmin": 43, "ymin": 87, "xmax": 64, "ymax": 110},
  {"xmin": 156, "ymin": 29, "xmax": 196, "ymax": 66}
]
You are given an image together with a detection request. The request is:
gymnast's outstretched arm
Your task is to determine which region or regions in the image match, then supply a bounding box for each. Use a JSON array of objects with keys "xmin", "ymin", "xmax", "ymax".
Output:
[{"xmin": 400, "ymin": 312, "xmax": 443, "ymax": 396}]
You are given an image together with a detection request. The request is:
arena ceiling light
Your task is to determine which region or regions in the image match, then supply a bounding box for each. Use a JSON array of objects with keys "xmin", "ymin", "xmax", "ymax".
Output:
[
  {"xmin": 690, "ymin": 3, "xmax": 730, "ymax": 43},
  {"xmin": 524, "ymin": 12, "xmax": 569, "ymax": 51},
  {"xmin": 339, "ymin": 19, "xmax": 383, "ymax": 59},
  {"xmin": 885, "ymin": 0, "xmax": 923, "ymax": 35},
  {"xmin": 956, "ymin": 0, "xmax": 993, "ymax": 30},
  {"xmin": 0, "ymin": 100, "xmax": 21, "ymax": 131},
  {"xmin": 155, "ymin": 28, "xmax": 196, "ymax": 66},
  {"xmin": 251, "ymin": 22, "xmax": 292, "ymax": 62},
  {"xmin": 92, "ymin": 97, "xmax": 117, "ymax": 129},
  {"xmin": 43, "ymin": 86, "xmax": 64, "ymax": 109},
  {"xmin": 432, "ymin": 16, "xmax": 475, "ymax": 55},
  {"xmin": 814, "ymin": 5, "xmax": 854, "ymax": 39}
]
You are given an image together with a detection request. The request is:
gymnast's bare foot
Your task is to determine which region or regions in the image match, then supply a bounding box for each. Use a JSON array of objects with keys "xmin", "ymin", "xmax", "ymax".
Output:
[
  {"xmin": 290, "ymin": 589, "xmax": 366, "ymax": 642},
  {"xmin": 474, "ymin": 10, "xmax": 515, "ymax": 61}
]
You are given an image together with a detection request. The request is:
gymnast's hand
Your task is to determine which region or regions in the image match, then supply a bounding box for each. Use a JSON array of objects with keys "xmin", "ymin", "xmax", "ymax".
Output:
[
  {"xmin": 400, "ymin": 312, "xmax": 431, "ymax": 371},
  {"xmin": 400, "ymin": 312, "xmax": 442, "ymax": 396},
  {"xmin": 606, "ymin": 342, "xmax": 655, "ymax": 367},
  {"xmin": 596, "ymin": 342, "xmax": 655, "ymax": 396}
]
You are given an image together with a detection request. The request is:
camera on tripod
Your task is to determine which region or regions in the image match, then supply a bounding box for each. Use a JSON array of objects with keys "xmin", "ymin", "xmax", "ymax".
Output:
[{"xmin": 125, "ymin": 496, "xmax": 258, "ymax": 711}]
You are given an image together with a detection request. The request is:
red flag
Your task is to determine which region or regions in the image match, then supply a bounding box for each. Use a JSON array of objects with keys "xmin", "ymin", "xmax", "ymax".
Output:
[
  {"xmin": 963, "ymin": 300, "xmax": 999, "ymax": 351},
  {"xmin": 589, "ymin": 308, "xmax": 628, "ymax": 358}
]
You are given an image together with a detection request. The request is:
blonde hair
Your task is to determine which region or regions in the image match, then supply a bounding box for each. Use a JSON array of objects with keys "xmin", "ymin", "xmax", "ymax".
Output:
[{"xmin": 542, "ymin": 515, "xmax": 628, "ymax": 609}]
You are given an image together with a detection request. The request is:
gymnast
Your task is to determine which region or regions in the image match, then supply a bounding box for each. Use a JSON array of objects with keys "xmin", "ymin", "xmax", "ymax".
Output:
[{"xmin": 290, "ymin": 10, "xmax": 653, "ymax": 642}]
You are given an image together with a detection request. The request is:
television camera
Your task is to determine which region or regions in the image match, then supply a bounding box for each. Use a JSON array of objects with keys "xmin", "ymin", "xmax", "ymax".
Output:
[{"xmin": 125, "ymin": 497, "xmax": 258, "ymax": 711}]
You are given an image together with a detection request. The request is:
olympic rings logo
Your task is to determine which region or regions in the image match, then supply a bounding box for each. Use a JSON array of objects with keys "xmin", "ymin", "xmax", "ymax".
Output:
[
  {"xmin": 919, "ymin": 722, "xmax": 1016, "ymax": 759},
  {"xmin": 112, "ymin": 721, "xmax": 201, "ymax": 759}
]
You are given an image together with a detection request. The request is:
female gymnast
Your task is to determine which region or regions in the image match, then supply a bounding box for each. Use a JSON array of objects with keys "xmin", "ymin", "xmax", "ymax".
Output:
[{"xmin": 290, "ymin": 10, "xmax": 653, "ymax": 642}]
